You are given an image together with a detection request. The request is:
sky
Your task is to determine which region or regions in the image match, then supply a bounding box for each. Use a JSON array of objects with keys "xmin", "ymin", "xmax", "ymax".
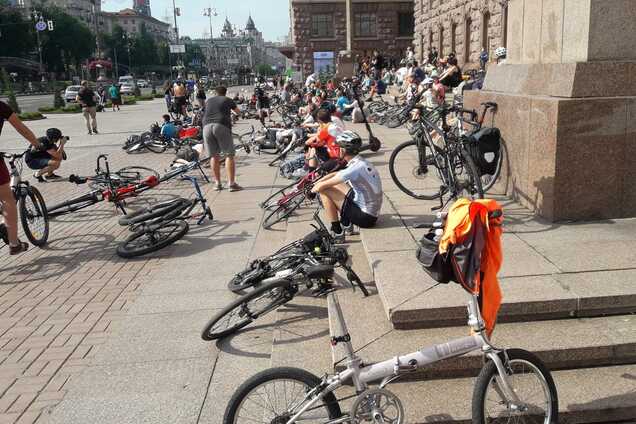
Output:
[{"xmin": 101, "ymin": 0, "xmax": 290, "ymax": 42}]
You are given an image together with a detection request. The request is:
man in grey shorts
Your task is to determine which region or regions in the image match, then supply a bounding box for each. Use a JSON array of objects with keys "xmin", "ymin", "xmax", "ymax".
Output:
[{"xmin": 202, "ymin": 86, "xmax": 243, "ymax": 191}]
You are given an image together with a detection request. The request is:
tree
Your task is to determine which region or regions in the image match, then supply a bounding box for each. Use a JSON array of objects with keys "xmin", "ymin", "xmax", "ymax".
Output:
[
  {"xmin": 256, "ymin": 63, "xmax": 276, "ymax": 76},
  {"xmin": 130, "ymin": 23, "xmax": 159, "ymax": 70},
  {"xmin": 0, "ymin": 2, "xmax": 36, "ymax": 59},
  {"xmin": 103, "ymin": 25, "xmax": 130, "ymax": 75},
  {"xmin": 1, "ymin": 68, "xmax": 20, "ymax": 113},
  {"xmin": 183, "ymin": 41, "xmax": 205, "ymax": 73},
  {"xmin": 37, "ymin": 6, "xmax": 95, "ymax": 73}
]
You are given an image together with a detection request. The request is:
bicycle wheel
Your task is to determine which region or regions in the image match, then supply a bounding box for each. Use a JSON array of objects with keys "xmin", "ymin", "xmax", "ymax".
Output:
[
  {"xmin": 260, "ymin": 180, "xmax": 298, "ymax": 209},
  {"xmin": 116, "ymin": 220, "xmax": 189, "ymax": 258},
  {"xmin": 116, "ymin": 166, "xmax": 160, "ymax": 183},
  {"xmin": 47, "ymin": 191, "xmax": 100, "ymax": 217},
  {"xmin": 454, "ymin": 149, "xmax": 484, "ymax": 200},
  {"xmin": 19, "ymin": 186, "xmax": 49, "ymax": 247},
  {"xmin": 141, "ymin": 133, "xmax": 166, "ymax": 154},
  {"xmin": 472, "ymin": 349, "xmax": 558, "ymax": 424},
  {"xmin": 201, "ymin": 279, "xmax": 293, "ymax": 340},
  {"xmin": 223, "ymin": 367, "xmax": 342, "ymax": 424},
  {"xmin": 481, "ymin": 141, "xmax": 506, "ymax": 193},
  {"xmin": 262, "ymin": 193, "xmax": 305, "ymax": 230},
  {"xmin": 389, "ymin": 140, "xmax": 444, "ymax": 200}
]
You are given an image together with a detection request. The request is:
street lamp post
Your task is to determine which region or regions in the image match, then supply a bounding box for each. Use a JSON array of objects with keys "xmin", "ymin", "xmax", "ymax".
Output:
[{"xmin": 203, "ymin": 6, "xmax": 217, "ymax": 42}]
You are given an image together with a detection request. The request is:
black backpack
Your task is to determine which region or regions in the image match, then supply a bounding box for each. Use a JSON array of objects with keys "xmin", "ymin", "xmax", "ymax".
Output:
[{"xmin": 466, "ymin": 127, "xmax": 501, "ymax": 176}]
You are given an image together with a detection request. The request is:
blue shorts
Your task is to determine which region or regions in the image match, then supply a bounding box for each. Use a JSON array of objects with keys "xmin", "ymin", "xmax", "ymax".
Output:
[{"xmin": 26, "ymin": 156, "xmax": 53, "ymax": 170}]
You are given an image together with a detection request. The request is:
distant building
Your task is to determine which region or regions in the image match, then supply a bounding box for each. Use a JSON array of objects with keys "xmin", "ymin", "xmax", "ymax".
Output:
[
  {"xmin": 133, "ymin": 0, "xmax": 151, "ymax": 17},
  {"xmin": 200, "ymin": 16, "xmax": 266, "ymax": 77},
  {"xmin": 414, "ymin": 0, "xmax": 507, "ymax": 67},
  {"xmin": 289, "ymin": 0, "xmax": 414, "ymax": 77},
  {"xmin": 100, "ymin": 8, "xmax": 171, "ymax": 42},
  {"xmin": 264, "ymin": 42, "xmax": 289, "ymax": 72},
  {"xmin": 11, "ymin": 0, "xmax": 101, "ymax": 27}
]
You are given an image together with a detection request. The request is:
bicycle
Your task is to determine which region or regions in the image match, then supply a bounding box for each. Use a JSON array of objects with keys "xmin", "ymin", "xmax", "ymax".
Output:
[
  {"xmin": 201, "ymin": 212, "xmax": 368, "ymax": 341},
  {"xmin": 0, "ymin": 152, "xmax": 49, "ymax": 247},
  {"xmin": 223, "ymin": 209, "xmax": 558, "ymax": 423},
  {"xmin": 389, "ymin": 104, "xmax": 483, "ymax": 209},
  {"xmin": 68, "ymin": 154, "xmax": 159, "ymax": 191},
  {"xmin": 116, "ymin": 174, "xmax": 213, "ymax": 258}
]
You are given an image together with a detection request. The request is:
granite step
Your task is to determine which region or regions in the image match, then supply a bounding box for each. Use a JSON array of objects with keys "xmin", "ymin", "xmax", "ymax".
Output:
[
  {"xmin": 373, "ymin": 364, "xmax": 636, "ymax": 424},
  {"xmin": 328, "ymin": 288, "xmax": 636, "ymax": 380},
  {"xmin": 358, "ymin": 200, "xmax": 636, "ymax": 329}
]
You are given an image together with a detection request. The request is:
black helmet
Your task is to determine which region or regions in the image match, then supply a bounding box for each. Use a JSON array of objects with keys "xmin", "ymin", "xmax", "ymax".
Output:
[
  {"xmin": 335, "ymin": 131, "xmax": 362, "ymax": 154},
  {"xmin": 46, "ymin": 128, "xmax": 63, "ymax": 141}
]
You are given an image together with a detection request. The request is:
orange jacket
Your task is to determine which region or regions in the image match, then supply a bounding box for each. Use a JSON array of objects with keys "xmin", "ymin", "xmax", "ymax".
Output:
[{"xmin": 439, "ymin": 198, "xmax": 503, "ymax": 336}]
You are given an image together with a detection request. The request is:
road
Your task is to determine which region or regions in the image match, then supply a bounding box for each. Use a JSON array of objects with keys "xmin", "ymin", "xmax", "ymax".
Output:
[{"xmin": 0, "ymin": 88, "xmax": 155, "ymax": 113}]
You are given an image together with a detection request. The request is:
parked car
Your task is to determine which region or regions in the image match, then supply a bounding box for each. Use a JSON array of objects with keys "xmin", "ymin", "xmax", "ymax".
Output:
[
  {"xmin": 64, "ymin": 85, "xmax": 82, "ymax": 104},
  {"xmin": 136, "ymin": 79, "xmax": 148, "ymax": 88},
  {"xmin": 118, "ymin": 75, "xmax": 135, "ymax": 86},
  {"xmin": 120, "ymin": 84, "xmax": 136, "ymax": 96}
]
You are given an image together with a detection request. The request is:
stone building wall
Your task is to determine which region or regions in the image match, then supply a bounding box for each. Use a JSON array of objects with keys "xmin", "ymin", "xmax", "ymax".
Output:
[
  {"xmin": 291, "ymin": 0, "xmax": 413, "ymax": 77},
  {"xmin": 414, "ymin": 0, "xmax": 507, "ymax": 67}
]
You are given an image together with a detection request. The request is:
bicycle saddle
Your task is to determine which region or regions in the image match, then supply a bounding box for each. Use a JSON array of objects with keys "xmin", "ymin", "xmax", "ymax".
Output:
[{"xmin": 304, "ymin": 264, "xmax": 334, "ymax": 280}]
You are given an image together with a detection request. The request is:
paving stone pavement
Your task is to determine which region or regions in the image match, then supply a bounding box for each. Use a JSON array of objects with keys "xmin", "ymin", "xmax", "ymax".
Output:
[{"xmin": 0, "ymin": 95, "xmax": 275, "ymax": 423}]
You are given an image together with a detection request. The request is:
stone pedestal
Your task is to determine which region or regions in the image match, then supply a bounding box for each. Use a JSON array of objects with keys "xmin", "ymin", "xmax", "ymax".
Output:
[{"xmin": 465, "ymin": 0, "xmax": 636, "ymax": 221}]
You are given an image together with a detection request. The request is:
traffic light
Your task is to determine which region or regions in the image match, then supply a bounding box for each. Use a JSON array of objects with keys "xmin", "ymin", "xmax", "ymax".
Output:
[
  {"xmin": 47, "ymin": 20, "xmax": 54, "ymax": 31},
  {"xmin": 175, "ymin": 7, "xmax": 181, "ymax": 16}
]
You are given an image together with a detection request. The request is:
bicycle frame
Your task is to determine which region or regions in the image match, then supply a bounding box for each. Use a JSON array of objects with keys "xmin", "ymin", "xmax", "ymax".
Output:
[{"xmin": 284, "ymin": 291, "xmax": 524, "ymax": 423}]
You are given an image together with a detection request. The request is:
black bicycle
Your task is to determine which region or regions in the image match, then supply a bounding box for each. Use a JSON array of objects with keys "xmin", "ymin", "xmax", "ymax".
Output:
[
  {"xmin": 201, "ymin": 212, "xmax": 368, "ymax": 340},
  {"xmin": 69, "ymin": 154, "xmax": 159, "ymax": 191},
  {"xmin": 116, "ymin": 174, "xmax": 213, "ymax": 258},
  {"xmin": 0, "ymin": 152, "xmax": 49, "ymax": 247}
]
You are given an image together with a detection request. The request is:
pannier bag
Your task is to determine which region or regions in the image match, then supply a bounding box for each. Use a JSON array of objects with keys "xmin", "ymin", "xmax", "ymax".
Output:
[
  {"xmin": 466, "ymin": 127, "xmax": 501, "ymax": 176},
  {"xmin": 416, "ymin": 230, "xmax": 454, "ymax": 284},
  {"xmin": 175, "ymin": 146, "xmax": 199, "ymax": 162}
]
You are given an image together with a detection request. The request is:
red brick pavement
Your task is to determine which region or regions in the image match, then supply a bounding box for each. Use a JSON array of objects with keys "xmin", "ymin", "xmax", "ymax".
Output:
[{"xmin": 0, "ymin": 149, "xmax": 209, "ymax": 423}]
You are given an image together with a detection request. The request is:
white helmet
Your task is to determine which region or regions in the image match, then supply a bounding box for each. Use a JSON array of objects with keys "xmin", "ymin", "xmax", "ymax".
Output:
[
  {"xmin": 335, "ymin": 131, "xmax": 362, "ymax": 152},
  {"xmin": 495, "ymin": 47, "xmax": 507, "ymax": 59}
]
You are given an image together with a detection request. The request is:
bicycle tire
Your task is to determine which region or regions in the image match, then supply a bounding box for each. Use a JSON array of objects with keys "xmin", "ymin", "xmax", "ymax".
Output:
[
  {"xmin": 19, "ymin": 186, "xmax": 49, "ymax": 247},
  {"xmin": 389, "ymin": 140, "xmax": 443, "ymax": 200},
  {"xmin": 262, "ymin": 193, "xmax": 305, "ymax": 229},
  {"xmin": 223, "ymin": 367, "xmax": 342, "ymax": 424},
  {"xmin": 47, "ymin": 191, "xmax": 100, "ymax": 217},
  {"xmin": 201, "ymin": 279, "xmax": 293, "ymax": 340},
  {"xmin": 116, "ymin": 166, "xmax": 160, "ymax": 183},
  {"xmin": 457, "ymin": 148, "xmax": 484, "ymax": 200},
  {"xmin": 116, "ymin": 220, "xmax": 189, "ymax": 258},
  {"xmin": 260, "ymin": 180, "xmax": 298, "ymax": 209},
  {"xmin": 472, "ymin": 349, "xmax": 558, "ymax": 424}
]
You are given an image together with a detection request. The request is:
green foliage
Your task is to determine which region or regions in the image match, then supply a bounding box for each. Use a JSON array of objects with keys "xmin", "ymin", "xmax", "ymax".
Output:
[
  {"xmin": 122, "ymin": 95, "xmax": 136, "ymax": 105},
  {"xmin": 61, "ymin": 103, "xmax": 81, "ymax": 113},
  {"xmin": 53, "ymin": 88, "xmax": 65, "ymax": 109},
  {"xmin": 18, "ymin": 112, "xmax": 45, "ymax": 121},
  {"xmin": 184, "ymin": 41, "xmax": 205, "ymax": 72},
  {"xmin": 154, "ymin": 93, "xmax": 164, "ymax": 99},
  {"xmin": 256, "ymin": 64, "xmax": 276, "ymax": 76},
  {"xmin": 0, "ymin": 4, "xmax": 36, "ymax": 58},
  {"xmin": 138, "ymin": 94, "xmax": 155, "ymax": 101},
  {"xmin": 38, "ymin": 6, "xmax": 95, "ymax": 73},
  {"xmin": 1, "ymin": 68, "xmax": 20, "ymax": 113}
]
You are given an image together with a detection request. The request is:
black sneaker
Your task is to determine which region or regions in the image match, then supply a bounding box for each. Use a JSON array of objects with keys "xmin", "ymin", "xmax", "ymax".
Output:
[
  {"xmin": 93, "ymin": 129, "xmax": 99, "ymax": 134},
  {"xmin": 33, "ymin": 172, "xmax": 46, "ymax": 183}
]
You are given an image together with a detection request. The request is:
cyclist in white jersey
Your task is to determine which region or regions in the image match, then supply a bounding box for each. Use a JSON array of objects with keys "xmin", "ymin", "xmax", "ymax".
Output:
[{"xmin": 311, "ymin": 131, "xmax": 383, "ymax": 242}]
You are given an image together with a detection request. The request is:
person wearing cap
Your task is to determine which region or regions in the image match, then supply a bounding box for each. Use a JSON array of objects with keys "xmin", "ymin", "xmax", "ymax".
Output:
[
  {"xmin": 0, "ymin": 100, "xmax": 40, "ymax": 254},
  {"xmin": 25, "ymin": 128, "xmax": 67, "ymax": 182},
  {"xmin": 311, "ymin": 131, "xmax": 383, "ymax": 242}
]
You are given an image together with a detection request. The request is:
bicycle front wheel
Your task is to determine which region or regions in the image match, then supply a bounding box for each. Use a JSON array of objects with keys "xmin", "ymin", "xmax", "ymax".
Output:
[
  {"xmin": 455, "ymin": 149, "xmax": 484, "ymax": 200},
  {"xmin": 223, "ymin": 367, "xmax": 342, "ymax": 424},
  {"xmin": 262, "ymin": 193, "xmax": 305, "ymax": 229},
  {"xmin": 19, "ymin": 186, "xmax": 49, "ymax": 247},
  {"xmin": 472, "ymin": 349, "xmax": 558, "ymax": 424},
  {"xmin": 260, "ymin": 180, "xmax": 298, "ymax": 209},
  {"xmin": 116, "ymin": 220, "xmax": 189, "ymax": 258},
  {"xmin": 201, "ymin": 279, "xmax": 293, "ymax": 340},
  {"xmin": 389, "ymin": 140, "xmax": 443, "ymax": 200}
]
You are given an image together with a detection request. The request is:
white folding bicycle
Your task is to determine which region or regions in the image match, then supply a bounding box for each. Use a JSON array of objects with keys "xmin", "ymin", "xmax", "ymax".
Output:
[{"xmin": 223, "ymin": 264, "xmax": 558, "ymax": 423}]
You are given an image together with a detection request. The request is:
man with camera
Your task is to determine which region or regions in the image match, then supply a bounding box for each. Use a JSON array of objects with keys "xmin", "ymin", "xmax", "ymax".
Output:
[{"xmin": 25, "ymin": 128, "xmax": 67, "ymax": 182}]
